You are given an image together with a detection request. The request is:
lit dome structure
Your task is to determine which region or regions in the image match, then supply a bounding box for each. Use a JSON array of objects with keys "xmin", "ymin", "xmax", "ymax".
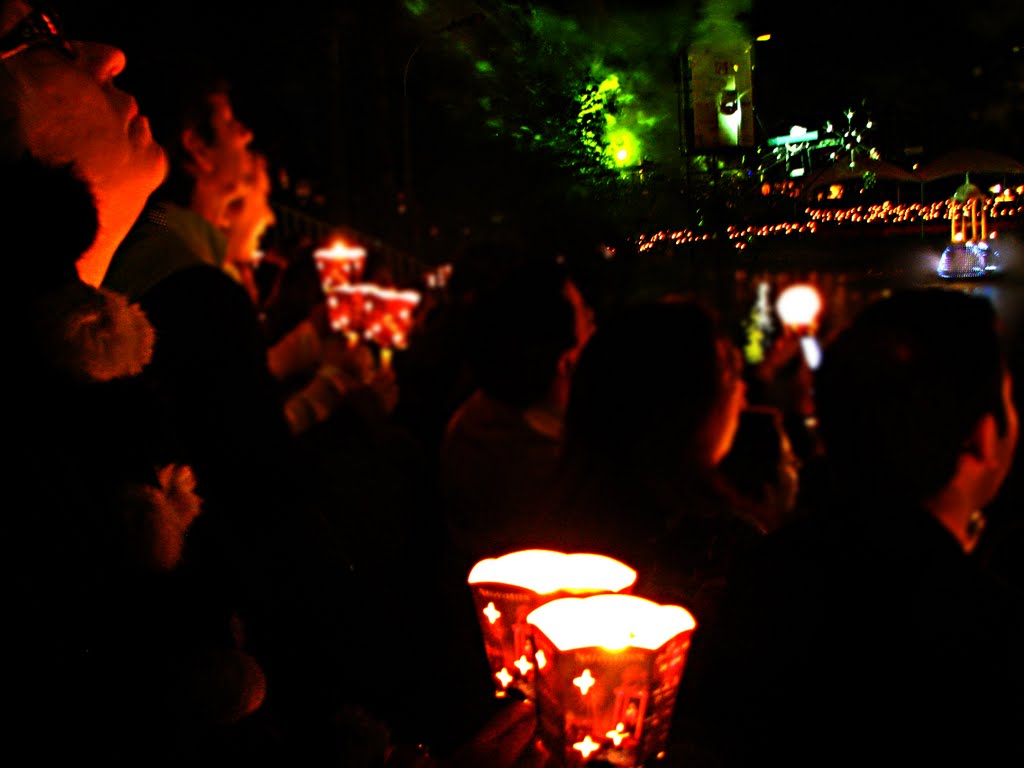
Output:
[{"xmin": 938, "ymin": 175, "xmax": 1002, "ymax": 279}]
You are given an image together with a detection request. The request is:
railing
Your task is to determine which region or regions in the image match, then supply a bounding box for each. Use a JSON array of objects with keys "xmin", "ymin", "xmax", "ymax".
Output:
[{"xmin": 268, "ymin": 203, "xmax": 428, "ymax": 287}]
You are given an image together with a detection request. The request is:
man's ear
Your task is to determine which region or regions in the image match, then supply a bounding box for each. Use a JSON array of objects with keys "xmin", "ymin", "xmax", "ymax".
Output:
[{"xmin": 181, "ymin": 128, "xmax": 214, "ymax": 175}]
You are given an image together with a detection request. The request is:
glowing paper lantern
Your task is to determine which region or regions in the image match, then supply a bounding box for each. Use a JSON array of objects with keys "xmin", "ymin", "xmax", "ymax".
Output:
[
  {"xmin": 314, "ymin": 240, "xmax": 367, "ymax": 291},
  {"xmin": 468, "ymin": 550, "xmax": 637, "ymax": 700},
  {"xmin": 776, "ymin": 283, "xmax": 824, "ymax": 370},
  {"xmin": 775, "ymin": 283, "xmax": 822, "ymax": 333},
  {"xmin": 527, "ymin": 594, "xmax": 696, "ymax": 767},
  {"xmin": 359, "ymin": 285, "xmax": 421, "ymax": 351},
  {"xmin": 325, "ymin": 282, "xmax": 420, "ymax": 364},
  {"xmin": 325, "ymin": 284, "xmax": 368, "ymax": 334}
]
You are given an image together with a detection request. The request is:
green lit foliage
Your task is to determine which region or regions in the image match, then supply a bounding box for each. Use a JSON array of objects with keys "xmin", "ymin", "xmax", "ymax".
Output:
[
  {"xmin": 575, "ymin": 66, "xmax": 663, "ymax": 174},
  {"xmin": 404, "ymin": 1, "xmax": 690, "ymax": 185},
  {"xmin": 399, "ymin": 1, "xmax": 768, "ymax": 244},
  {"xmin": 404, "ymin": 0, "xmax": 429, "ymax": 18}
]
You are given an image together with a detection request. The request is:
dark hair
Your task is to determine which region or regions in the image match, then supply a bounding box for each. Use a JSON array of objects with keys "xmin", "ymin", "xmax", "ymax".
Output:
[
  {"xmin": 6, "ymin": 151, "xmax": 98, "ymax": 295},
  {"xmin": 563, "ymin": 298, "xmax": 728, "ymax": 477},
  {"xmin": 143, "ymin": 64, "xmax": 232, "ymax": 206},
  {"xmin": 465, "ymin": 253, "xmax": 578, "ymax": 408},
  {"xmin": 815, "ymin": 288, "xmax": 1008, "ymax": 504},
  {"xmin": 719, "ymin": 405, "xmax": 788, "ymax": 504}
]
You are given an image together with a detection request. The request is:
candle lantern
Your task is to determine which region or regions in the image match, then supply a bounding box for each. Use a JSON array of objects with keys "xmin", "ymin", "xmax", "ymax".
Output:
[
  {"xmin": 775, "ymin": 282, "xmax": 822, "ymax": 335},
  {"xmin": 467, "ymin": 550, "xmax": 637, "ymax": 701},
  {"xmin": 527, "ymin": 594, "xmax": 696, "ymax": 768},
  {"xmin": 776, "ymin": 282, "xmax": 824, "ymax": 370},
  {"xmin": 360, "ymin": 285, "xmax": 421, "ymax": 351},
  {"xmin": 314, "ymin": 240, "xmax": 367, "ymax": 291},
  {"xmin": 325, "ymin": 284, "xmax": 368, "ymax": 334}
]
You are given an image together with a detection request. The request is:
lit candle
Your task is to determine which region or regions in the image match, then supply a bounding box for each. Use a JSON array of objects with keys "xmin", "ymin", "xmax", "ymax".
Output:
[
  {"xmin": 527, "ymin": 594, "xmax": 696, "ymax": 767},
  {"xmin": 313, "ymin": 240, "xmax": 368, "ymax": 291},
  {"xmin": 467, "ymin": 550, "xmax": 637, "ymax": 701}
]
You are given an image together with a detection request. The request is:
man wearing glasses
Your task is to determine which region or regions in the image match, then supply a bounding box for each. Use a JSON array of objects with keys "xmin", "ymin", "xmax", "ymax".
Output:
[{"xmin": 0, "ymin": 1, "xmax": 167, "ymax": 287}]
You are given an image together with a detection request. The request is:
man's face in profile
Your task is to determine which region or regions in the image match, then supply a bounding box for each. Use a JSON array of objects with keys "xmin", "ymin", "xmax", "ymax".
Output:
[{"xmin": 0, "ymin": 1, "xmax": 166, "ymax": 250}]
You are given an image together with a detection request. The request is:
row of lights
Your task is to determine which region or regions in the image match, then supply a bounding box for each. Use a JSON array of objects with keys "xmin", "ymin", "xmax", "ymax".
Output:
[{"xmin": 634, "ymin": 191, "xmax": 1022, "ymax": 253}]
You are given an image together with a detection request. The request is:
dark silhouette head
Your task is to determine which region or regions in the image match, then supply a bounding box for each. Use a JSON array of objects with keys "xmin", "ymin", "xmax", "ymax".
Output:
[
  {"xmin": 563, "ymin": 298, "xmax": 745, "ymax": 481},
  {"xmin": 465, "ymin": 252, "xmax": 582, "ymax": 409},
  {"xmin": 815, "ymin": 288, "xmax": 1011, "ymax": 505},
  {"xmin": 141, "ymin": 64, "xmax": 237, "ymax": 207}
]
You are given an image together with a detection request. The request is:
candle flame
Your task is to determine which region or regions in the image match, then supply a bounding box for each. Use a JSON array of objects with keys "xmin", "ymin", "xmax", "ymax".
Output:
[
  {"xmin": 527, "ymin": 594, "xmax": 695, "ymax": 651},
  {"xmin": 314, "ymin": 240, "xmax": 367, "ymax": 261},
  {"xmin": 468, "ymin": 549, "xmax": 637, "ymax": 594}
]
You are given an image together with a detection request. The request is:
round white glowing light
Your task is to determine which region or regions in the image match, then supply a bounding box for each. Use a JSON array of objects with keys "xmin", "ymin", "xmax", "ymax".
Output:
[
  {"xmin": 468, "ymin": 549, "xmax": 637, "ymax": 595},
  {"xmin": 776, "ymin": 283, "xmax": 823, "ymax": 328},
  {"xmin": 527, "ymin": 594, "xmax": 696, "ymax": 651}
]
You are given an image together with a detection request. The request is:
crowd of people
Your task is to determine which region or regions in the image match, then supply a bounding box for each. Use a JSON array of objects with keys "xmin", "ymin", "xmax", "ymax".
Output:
[{"xmin": 6, "ymin": 2, "xmax": 1023, "ymax": 766}]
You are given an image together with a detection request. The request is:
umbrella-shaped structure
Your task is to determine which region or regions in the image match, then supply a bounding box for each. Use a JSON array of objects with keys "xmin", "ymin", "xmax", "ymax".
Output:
[
  {"xmin": 800, "ymin": 157, "xmax": 920, "ymax": 201},
  {"xmin": 917, "ymin": 148, "xmax": 1024, "ymax": 182}
]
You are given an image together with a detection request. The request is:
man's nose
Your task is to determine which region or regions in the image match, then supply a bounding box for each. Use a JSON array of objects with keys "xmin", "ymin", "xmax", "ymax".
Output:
[{"xmin": 76, "ymin": 41, "xmax": 126, "ymax": 81}]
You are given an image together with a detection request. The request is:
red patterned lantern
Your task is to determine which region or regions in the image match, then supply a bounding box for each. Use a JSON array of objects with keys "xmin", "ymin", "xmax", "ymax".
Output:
[
  {"xmin": 467, "ymin": 550, "xmax": 637, "ymax": 701},
  {"xmin": 325, "ymin": 284, "xmax": 368, "ymax": 334},
  {"xmin": 527, "ymin": 594, "xmax": 696, "ymax": 767},
  {"xmin": 359, "ymin": 285, "xmax": 421, "ymax": 350},
  {"xmin": 314, "ymin": 240, "xmax": 367, "ymax": 291}
]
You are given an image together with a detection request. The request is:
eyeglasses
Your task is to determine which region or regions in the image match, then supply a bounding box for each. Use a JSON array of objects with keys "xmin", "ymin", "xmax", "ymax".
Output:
[{"xmin": 0, "ymin": 6, "xmax": 76, "ymax": 61}]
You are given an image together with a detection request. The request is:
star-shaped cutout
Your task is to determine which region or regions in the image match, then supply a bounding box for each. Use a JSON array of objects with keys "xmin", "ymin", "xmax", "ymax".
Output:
[
  {"xmin": 574, "ymin": 668, "xmax": 596, "ymax": 695},
  {"xmin": 482, "ymin": 601, "xmax": 501, "ymax": 624},
  {"xmin": 495, "ymin": 667, "xmax": 514, "ymax": 689},
  {"xmin": 573, "ymin": 735, "xmax": 601, "ymax": 759},
  {"xmin": 606, "ymin": 724, "xmax": 627, "ymax": 747},
  {"xmin": 513, "ymin": 655, "xmax": 534, "ymax": 675},
  {"xmin": 535, "ymin": 650, "xmax": 547, "ymax": 669}
]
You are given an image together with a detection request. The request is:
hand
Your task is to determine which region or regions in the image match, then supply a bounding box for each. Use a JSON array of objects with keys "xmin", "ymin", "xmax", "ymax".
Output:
[
  {"xmin": 369, "ymin": 364, "xmax": 400, "ymax": 415},
  {"xmin": 443, "ymin": 700, "xmax": 554, "ymax": 768},
  {"xmin": 321, "ymin": 335, "xmax": 377, "ymax": 388}
]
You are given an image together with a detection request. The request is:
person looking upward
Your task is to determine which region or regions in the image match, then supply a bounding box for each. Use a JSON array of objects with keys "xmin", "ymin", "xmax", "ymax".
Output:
[{"xmin": 0, "ymin": 0, "xmax": 167, "ymax": 287}]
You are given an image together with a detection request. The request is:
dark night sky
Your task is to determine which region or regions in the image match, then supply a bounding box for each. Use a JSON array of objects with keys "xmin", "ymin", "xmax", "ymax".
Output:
[{"xmin": 56, "ymin": 1, "xmax": 1023, "ymax": 249}]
